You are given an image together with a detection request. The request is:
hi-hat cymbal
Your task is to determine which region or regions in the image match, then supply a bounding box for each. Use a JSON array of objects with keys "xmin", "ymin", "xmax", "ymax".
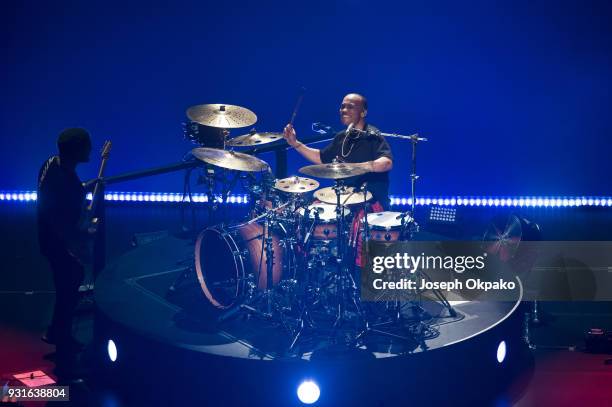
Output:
[
  {"xmin": 186, "ymin": 104, "xmax": 257, "ymax": 129},
  {"xmin": 274, "ymin": 176, "xmax": 319, "ymax": 194},
  {"xmin": 191, "ymin": 147, "xmax": 269, "ymax": 172},
  {"xmin": 299, "ymin": 162, "xmax": 369, "ymax": 179},
  {"xmin": 314, "ymin": 186, "xmax": 372, "ymax": 205},
  {"xmin": 226, "ymin": 132, "xmax": 283, "ymax": 147}
]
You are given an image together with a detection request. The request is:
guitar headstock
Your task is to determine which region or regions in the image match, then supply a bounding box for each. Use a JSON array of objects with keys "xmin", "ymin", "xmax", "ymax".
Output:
[{"xmin": 101, "ymin": 140, "xmax": 112, "ymax": 159}]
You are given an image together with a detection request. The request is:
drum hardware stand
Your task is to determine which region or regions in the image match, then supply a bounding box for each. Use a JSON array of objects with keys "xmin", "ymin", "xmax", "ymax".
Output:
[
  {"xmin": 394, "ymin": 133, "xmax": 428, "ymax": 239},
  {"xmin": 287, "ymin": 293, "xmax": 318, "ymax": 353},
  {"xmin": 166, "ymin": 265, "xmax": 196, "ymax": 297},
  {"xmin": 356, "ymin": 133, "xmax": 455, "ymax": 345},
  {"xmin": 415, "ymin": 270, "xmax": 457, "ymax": 318},
  {"xmin": 325, "ymin": 179, "xmax": 372, "ymax": 345},
  {"xmin": 351, "ymin": 186, "xmax": 420, "ymax": 344},
  {"xmin": 522, "ymin": 312, "xmax": 536, "ymax": 350},
  {"xmin": 181, "ymin": 166, "xmax": 198, "ymax": 232},
  {"xmin": 395, "ymin": 132, "xmax": 455, "ymax": 318},
  {"xmin": 287, "ymin": 212, "xmax": 324, "ymax": 354},
  {"xmin": 354, "ymin": 188, "xmax": 427, "ymax": 344},
  {"xmin": 193, "ymin": 163, "xmax": 223, "ymax": 225}
]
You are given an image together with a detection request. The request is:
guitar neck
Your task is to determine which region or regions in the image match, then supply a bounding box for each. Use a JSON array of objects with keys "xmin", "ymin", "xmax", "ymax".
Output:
[{"xmin": 87, "ymin": 140, "xmax": 112, "ymax": 214}]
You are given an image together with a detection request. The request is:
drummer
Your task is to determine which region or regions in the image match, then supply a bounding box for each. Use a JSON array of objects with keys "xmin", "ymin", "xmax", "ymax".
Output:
[
  {"xmin": 283, "ymin": 93, "xmax": 393, "ymax": 209},
  {"xmin": 284, "ymin": 93, "xmax": 394, "ymax": 265}
]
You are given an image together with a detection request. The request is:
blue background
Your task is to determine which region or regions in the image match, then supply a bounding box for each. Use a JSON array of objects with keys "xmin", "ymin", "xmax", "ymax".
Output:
[{"xmin": 2, "ymin": 0, "xmax": 611, "ymax": 196}]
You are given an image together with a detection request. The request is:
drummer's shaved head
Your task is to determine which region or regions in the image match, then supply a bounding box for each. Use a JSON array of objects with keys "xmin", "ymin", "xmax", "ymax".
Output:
[{"xmin": 345, "ymin": 93, "xmax": 368, "ymax": 110}]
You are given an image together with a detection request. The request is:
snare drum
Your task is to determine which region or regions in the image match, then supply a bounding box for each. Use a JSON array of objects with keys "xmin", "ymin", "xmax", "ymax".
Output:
[
  {"xmin": 362, "ymin": 211, "xmax": 412, "ymax": 242},
  {"xmin": 299, "ymin": 203, "xmax": 351, "ymax": 241}
]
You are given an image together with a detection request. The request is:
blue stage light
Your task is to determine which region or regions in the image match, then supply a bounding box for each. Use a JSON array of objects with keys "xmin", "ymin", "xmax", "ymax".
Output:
[
  {"xmin": 107, "ymin": 339, "xmax": 118, "ymax": 362},
  {"xmin": 3, "ymin": 190, "xmax": 612, "ymax": 208},
  {"xmin": 496, "ymin": 340, "xmax": 507, "ymax": 364},
  {"xmin": 297, "ymin": 380, "xmax": 320, "ymax": 404}
]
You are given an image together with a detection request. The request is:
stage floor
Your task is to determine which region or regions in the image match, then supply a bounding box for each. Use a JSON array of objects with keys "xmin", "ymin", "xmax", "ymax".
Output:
[
  {"xmin": 96, "ymin": 236, "xmax": 520, "ymax": 358},
  {"xmin": 94, "ymin": 235, "xmax": 528, "ymax": 406}
]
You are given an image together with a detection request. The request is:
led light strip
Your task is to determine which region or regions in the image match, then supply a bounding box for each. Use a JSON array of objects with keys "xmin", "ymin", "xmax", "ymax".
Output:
[
  {"xmin": 390, "ymin": 196, "xmax": 612, "ymax": 207},
  {"xmin": 0, "ymin": 191, "xmax": 249, "ymax": 204},
  {"xmin": 1, "ymin": 190, "xmax": 611, "ymax": 207}
]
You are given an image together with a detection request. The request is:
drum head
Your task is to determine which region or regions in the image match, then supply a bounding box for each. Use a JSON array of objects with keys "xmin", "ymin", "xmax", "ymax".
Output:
[
  {"xmin": 195, "ymin": 227, "xmax": 243, "ymax": 309},
  {"xmin": 364, "ymin": 211, "xmax": 411, "ymax": 229},
  {"xmin": 300, "ymin": 203, "xmax": 350, "ymax": 221}
]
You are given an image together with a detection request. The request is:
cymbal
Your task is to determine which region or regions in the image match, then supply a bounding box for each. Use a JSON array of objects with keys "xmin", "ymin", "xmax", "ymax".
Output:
[
  {"xmin": 226, "ymin": 132, "xmax": 283, "ymax": 147},
  {"xmin": 186, "ymin": 104, "xmax": 257, "ymax": 129},
  {"xmin": 191, "ymin": 147, "xmax": 269, "ymax": 172},
  {"xmin": 299, "ymin": 162, "xmax": 369, "ymax": 179},
  {"xmin": 274, "ymin": 176, "xmax": 319, "ymax": 194},
  {"xmin": 314, "ymin": 186, "xmax": 372, "ymax": 205}
]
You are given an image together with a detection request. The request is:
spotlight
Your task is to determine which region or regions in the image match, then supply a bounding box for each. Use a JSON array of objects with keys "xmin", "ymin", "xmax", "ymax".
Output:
[
  {"xmin": 107, "ymin": 339, "xmax": 118, "ymax": 362},
  {"xmin": 496, "ymin": 340, "xmax": 507, "ymax": 364},
  {"xmin": 297, "ymin": 380, "xmax": 320, "ymax": 404}
]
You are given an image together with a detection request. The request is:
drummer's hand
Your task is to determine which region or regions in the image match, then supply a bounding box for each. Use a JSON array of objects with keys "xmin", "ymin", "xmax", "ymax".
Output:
[{"xmin": 283, "ymin": 124, "xmax": 298, "ymax": 147}]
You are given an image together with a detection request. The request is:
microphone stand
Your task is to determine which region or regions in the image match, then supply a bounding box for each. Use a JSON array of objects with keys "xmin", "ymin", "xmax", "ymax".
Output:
[
  {"xmin": 397, "ymin": 134, "xmax": 427, "ymax": 239},
  {"xmin": 349, "ymin": 128, "xmax": 426, "ymax": 238}
]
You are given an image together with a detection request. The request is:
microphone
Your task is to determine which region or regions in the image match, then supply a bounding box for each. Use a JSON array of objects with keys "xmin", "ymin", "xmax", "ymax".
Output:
[
  {"xmin": 353, "ymin": 127, "xmax": 381, "ymax": 138},
  {"xmin": 312, "ymin": 122, "xmax": 333, "ymax": 134}
]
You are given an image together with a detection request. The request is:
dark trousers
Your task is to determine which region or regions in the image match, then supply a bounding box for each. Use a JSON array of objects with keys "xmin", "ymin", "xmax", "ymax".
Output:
[{"xmin": 46, "ymin": 249, "xmax": 84, "ymax": 355}]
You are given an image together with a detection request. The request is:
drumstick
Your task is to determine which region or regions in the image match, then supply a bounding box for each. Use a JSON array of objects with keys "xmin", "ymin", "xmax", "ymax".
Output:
[
  {"xmin": 288, "ymin": 86, "xmax": 306, "ymax": 126},
  {"xmin": 285, "ymin": 87, "xmax": 309, "ymax": 151}
]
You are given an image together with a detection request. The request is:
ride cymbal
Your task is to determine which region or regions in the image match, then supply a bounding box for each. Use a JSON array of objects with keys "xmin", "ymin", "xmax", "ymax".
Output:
[
  {"xmin": 191, "ymin": 147, "xmax": 269, "ymax": 172},
  {"xmin": 299, "ymin": 162, "xmax": 369, "ymax": 179},
  {"xmin": 186, "ymin": 104, "xmax": 257, "ymax": 129}
]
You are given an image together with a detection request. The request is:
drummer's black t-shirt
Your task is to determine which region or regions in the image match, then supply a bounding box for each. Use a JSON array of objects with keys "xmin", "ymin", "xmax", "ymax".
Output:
[{"xmin": 319, "ymin": 124, "xmax": 393, "ymax": 209}]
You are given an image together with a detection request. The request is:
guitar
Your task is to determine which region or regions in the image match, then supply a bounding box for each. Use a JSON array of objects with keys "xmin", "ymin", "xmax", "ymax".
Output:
[
  {"xmin": 69, "ymin": 140, "xmax": 112, "ymax": 263},
  {"xmin": 82, "ymin": 140, "xmax": 112, "ymax": 233}
]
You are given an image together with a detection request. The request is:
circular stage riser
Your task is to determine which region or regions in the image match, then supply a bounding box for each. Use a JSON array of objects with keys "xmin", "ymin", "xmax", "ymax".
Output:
[{"xmin": 93, "ymin": 307, "xmax": 531, "ymax": 407}]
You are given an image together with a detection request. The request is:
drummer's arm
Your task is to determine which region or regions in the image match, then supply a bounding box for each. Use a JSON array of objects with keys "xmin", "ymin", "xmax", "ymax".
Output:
[
  {"xmin": 292, "ymin": 143, "xmax": 322, "ymax": 164},
  {"xmin": 361, "ymin": 157, "xmax": 393, "ymax": 173},
  {"xmin": 283, "ymin": 123, "xmax": 322, "ymax": 164}
]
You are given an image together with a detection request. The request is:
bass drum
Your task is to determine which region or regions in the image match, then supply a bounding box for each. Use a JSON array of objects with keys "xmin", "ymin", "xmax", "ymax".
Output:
[{"xmin": 194, "ymin": 222, "xmax": 293, "ymax": 309}]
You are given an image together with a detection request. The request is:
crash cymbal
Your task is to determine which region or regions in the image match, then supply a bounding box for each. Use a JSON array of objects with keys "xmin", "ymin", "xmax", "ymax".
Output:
[
  {"xmin": 274, "ymin": 176, "xmax": 319, "ymax": 194},
  {"xmin": 227, "ymin": 132, "xmax": 283, "ymax": 147},
  {"xmin": 299, "ymin": 162, "xmax": 369, "ymax": 179},
  {"xmin": 186, "ymin": 104, "xmax": 257, "ymax": 129},
  {"xmin": 191, "ymin": 147, "xmax": 269, "ymax": 172},
  {"xmin": 314, "ymin": 186, "xmax": 372, "ymax": 205}
]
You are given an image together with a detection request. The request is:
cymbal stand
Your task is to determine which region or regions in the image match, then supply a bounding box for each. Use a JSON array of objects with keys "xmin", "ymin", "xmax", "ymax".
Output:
[
  {"xmin": 287, "ymin": 206, "xmax": 322, "ymax": 354},
  {"xmin": 202, "ymin": 164, "xmax": 218, "ymax": 223},
  {"xmin": 328, "ymin": 180, "xmax": 368, "ymax": 340},
  {"xmin": 352, "ymin": 184, "xmax": 417, "ymax": 344}
]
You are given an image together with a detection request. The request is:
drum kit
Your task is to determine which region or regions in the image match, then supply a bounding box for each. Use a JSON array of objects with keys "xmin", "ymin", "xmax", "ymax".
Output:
[{"xmin": 183, "ymin": 103, "xmax": 435, "ymax": 354}]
